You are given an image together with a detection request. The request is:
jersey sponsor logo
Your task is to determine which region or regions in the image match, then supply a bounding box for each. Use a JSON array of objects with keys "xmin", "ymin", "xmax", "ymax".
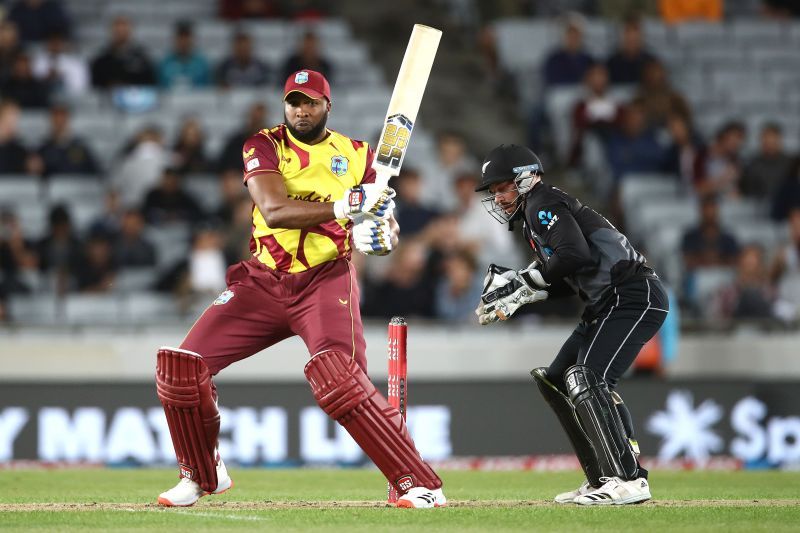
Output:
[
  {"xmin": 246, "ymin": 158, "xmax": 260, "ymax": 171},
  {"xmin": 213, "ymin": 290, "xmax": 235, "ymax": 305},
  {"xmin": 330, "ymin": 155, "xmax": 349, "ymax": 176},
  {"xmin": 295, "ymin": 71, "xmax": 309, "ymax": 84},
  {"xmin": 243, "ymin": 146, "xmax": 255, "ymax": 159},
  {"xmin": 538, "ymin": 210, "xmax": 558, "ymax": 230},
  {"xmin": 179, "ymin": 464, "xmax": 194, "ymax": 480}
]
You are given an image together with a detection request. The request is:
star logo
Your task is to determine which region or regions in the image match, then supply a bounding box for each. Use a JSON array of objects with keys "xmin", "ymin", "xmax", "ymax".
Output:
[
  {"xmin": 647, "ymin": 390, "xmax": 724, "ymax": 464},
  {"xmin": 243, "ymin": 147, "xmax": 255, "ymax": 159},
  {"xmin": 338, "ymin": 298, "xmax": 348, "ymax": 305}
]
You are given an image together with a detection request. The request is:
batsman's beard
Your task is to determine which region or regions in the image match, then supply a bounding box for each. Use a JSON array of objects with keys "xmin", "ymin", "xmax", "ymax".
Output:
[{"xmin": 285, "ymin": 111, "xmax": 329, "ymax": 143}]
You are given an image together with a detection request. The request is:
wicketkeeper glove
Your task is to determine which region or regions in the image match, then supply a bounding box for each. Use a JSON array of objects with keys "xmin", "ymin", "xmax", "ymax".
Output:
[
  {"xmin": 352, "ymin": 218, "xmax": 393, "ymax": 256},
  {"xmin": 475, "ymin": 262, "xmax": 549, "ymax": 325},
  {"xmin": 333, "ymin": 184, "xmax": 396, "ymax": 220}
]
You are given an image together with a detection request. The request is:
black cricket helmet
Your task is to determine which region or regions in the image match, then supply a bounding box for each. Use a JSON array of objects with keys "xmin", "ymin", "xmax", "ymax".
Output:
[
  {"xmin": 475, "ymin": 144, "xmax": 543, "ymax": 192},
  {"xmin": 476, "ymin": 144, "xmax": 543, "ymax": 223}
]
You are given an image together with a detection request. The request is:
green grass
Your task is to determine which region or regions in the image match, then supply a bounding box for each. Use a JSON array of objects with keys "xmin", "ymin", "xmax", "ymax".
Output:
[{"xmin": 1, "ymin": 469, "xmax": 799, "ymax": 532}]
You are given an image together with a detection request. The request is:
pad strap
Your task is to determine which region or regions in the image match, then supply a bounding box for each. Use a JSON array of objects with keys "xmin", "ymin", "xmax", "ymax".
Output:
[
  {"xmin": 565, "ymin": 364, "xmax": 639, "ymax": 480},
  {"xmin": 156, "ymin": 347, "xmax": 220, "ymax": 492},
  {"xmin": 304, "ymin": 350, "xmax": 441, "ymax": 493},
  {"xmin": 531, "ymin": 368, "xmax": 603, "ymax": 487}
]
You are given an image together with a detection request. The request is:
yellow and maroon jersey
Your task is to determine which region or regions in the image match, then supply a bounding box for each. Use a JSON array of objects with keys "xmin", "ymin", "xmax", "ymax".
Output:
[{"xmin": 242, "ymin": 124, "xmax": 376, "ymax": 273}]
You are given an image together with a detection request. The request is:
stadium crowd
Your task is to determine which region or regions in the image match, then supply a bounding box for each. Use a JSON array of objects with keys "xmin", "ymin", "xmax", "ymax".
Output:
[{"xmin": 1, "ymin": 0, "xmax": 800, "ymax": 330}]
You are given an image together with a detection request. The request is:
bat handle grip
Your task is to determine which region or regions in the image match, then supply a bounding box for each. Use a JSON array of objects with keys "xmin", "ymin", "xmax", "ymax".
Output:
[{"xmin": 373, "ymin": 169, "xmax": 395, "ymax": 190}]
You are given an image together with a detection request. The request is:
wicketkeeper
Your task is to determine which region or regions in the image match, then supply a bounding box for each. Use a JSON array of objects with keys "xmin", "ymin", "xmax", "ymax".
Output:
[{"xmin": 474, "ymin": 144, "xmax": 669, "ymax": 505}]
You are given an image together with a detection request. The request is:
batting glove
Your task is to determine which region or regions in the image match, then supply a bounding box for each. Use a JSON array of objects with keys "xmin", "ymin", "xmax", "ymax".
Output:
[
  {"xmin": 334, "ymin": 184, "xmax": 395, "ymax": 220},
  {"xmin": 352, "ymin": 218, "xmax": 393, "ymax": 256}
]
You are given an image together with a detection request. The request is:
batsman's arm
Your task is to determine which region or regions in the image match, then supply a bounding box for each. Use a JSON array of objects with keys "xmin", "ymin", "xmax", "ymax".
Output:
[{"xmin": 247, "ymin": 171, "xmax": 337, "ymax": 229}]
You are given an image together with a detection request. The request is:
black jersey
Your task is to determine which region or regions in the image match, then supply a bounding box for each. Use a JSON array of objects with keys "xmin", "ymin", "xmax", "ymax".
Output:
[{"xmin": 520, "ymin": 181, "xmax": 656, "ymax": 318}]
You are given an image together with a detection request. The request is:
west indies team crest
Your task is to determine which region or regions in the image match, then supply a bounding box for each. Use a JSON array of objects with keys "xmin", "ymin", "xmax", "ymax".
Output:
[
  {"xmin": 213, "ymin": 290, "xmax": 234, "ymax": 305},
  {"xmin": 330, "ymin": 155, "xmax": 349, "ymax": 177}
]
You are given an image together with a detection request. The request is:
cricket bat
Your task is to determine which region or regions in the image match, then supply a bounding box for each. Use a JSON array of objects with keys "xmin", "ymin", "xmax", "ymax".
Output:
[{"xmin": 372, "ymin": 24, "xmax": 442, "ymax": 188}]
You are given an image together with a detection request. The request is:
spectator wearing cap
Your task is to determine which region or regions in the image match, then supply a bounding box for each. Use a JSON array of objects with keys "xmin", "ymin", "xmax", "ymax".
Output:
[
  {"xmin": 33, "ymin": 105, "xmax": 99, "ymax": 176},
  {"xmin": 740, "ymin": 123, "xmax": 793, "ymax": 201},
  {"xmin": 541, "ymin": 12, "xmax": 594, "ymax": 87},
  {"xmin": 7, "ymin": 0, "xmax": 71, "ymax": 44},
  {"xmin": 158, "ymin": 21, "xmax": 211, "ymax": 89},
  {"xmin": 91, "ymin": 16, "xmax": 155, "ymax": 88},
  {"xmin": 605, "ymin": 15, "xmax": 657, "ymax": 86},
  {"xmin": 216, "ymin": 30, "xmax": 270, "ymax": 88},
  {"xmin": 281, "ymin": 30, "xmax": 333, "ymax": 83},
  {"xmin": 31, "ymin": 31, "xmax": 89, "ymax": 97}
]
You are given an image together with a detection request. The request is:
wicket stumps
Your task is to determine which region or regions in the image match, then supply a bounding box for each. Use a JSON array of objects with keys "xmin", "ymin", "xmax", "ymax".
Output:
[{"xmin": 387, "ymin": 316, "xmax": 408, "ymax": 503}]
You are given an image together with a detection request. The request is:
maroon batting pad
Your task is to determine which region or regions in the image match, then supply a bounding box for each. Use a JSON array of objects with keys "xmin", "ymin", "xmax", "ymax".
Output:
[
  {"xmin": 156, "ymin": 348, "xmax": 220, "ymax": 493},
  {"xmin": 304, "ymin": 350, "xmax": 441, "ymax": 493}
]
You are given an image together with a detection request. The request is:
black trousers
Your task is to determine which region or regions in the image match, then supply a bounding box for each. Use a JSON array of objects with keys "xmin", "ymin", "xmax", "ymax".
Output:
[{"xmin": 547, "ymin": 276, "xmax": 668, "ymax": 439}]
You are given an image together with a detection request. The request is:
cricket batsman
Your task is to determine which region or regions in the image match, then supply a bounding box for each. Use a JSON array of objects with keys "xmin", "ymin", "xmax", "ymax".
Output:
[
  {"xmin": 474, "ymin": 144, "xmax": 669, "ymax": 504},
  {"xmin": 155, "ymin": 70, "xmax": 445, "ymax": 508}
]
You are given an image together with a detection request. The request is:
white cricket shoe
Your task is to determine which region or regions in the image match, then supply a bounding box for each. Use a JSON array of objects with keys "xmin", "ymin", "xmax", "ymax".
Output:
[
  {"xmin": 574, "ymin": 476, "xmax": 651, "ymax": 506},
  {"xmin": 396, "ymin": 487, "xmax": 447, "ymax": 508},
  {"xmin": 158, "ymin": 457, "xmax": 233, "ymax": 507},
  {"xmin": 554, "ymin": 479, "xmax": 593, "ymax": 504}
]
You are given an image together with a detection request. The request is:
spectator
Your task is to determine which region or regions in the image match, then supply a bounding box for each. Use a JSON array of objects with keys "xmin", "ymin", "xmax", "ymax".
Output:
[
  {"xmin": 771, "ymin": 207, "xmax": 800, "ymax": 308},
  {"xmin": 0, "ymin": 100, "xmax": 30, "ymax": 174},
  {"xmin": 114, "ymin": 208, "xmax": 156, "ymax": 267},
  {"xmin": 362, "ymin": 239, "xmax": 435, "ymax": 319},
  {"xmin": 217, "ymin": 102, "xmax": 268, "ymax": 171},
  {"xmin": 158, "ymin": 21, "xmax": 211, "ymax": 89},
  {"xmin": 37, "ymin": 204, "xmax": 82, "ymax": 294},
  {"xmin": 219, "ymin": 0, "xmax": 284, "ymax": 19},
  {"xmin": 435, "ymin": 248, "xmax": 483, "ymax": 322},
  {"xmin": 661, "ymin": 111, "xmax": 703, "ymax": 187},
  {"xmin": 606, "ymin": 15, "xmax": 657, "ymax": 86},
  {"xmin": 635, "ymin": 59, "xmax": 690, "ymax": 129},
  {"xmin": 33, "ymin": 105, "xmax": 99, "ymax": 176},
  {"xmin": 142, "ymin": 167, "xmax": 204, "ymax": 225},
  {"xmin": 604, "ymin": 98, "xmax": 666, "ymax": 181},
  {"xmin": 215, "ymin": 168, "xmax": 250, "ymax": 224},
  {"xmin": 216, "ymin": 30, "xmax": 270, "ymax": 88},
  {"xmin": 541, "ymin": 12, "xmax": 594, "ymax": 87},
  {"xmin": 31, "ymin": 31, "xmax": 89, "ymax": 98},
  {"xmin": 222, "ymin": 196, "xmax": 255, "ymax": 265},
  {"xmin": 569, "ymin": 62, "xmax": 622, "ymax": 166},
  {"xmin": 681, "ymin": 194, "xmax": 740, "ymax": 271},
  {"xmin": 89, "ymin": 190, "xmax": 123, "ymax": 238},
  {"xmin": 74, "ymin": 233, "xmax": 117, "ymax": 292},
  {"xmin": 476, "ymin": 24, "xmax": 517, "ymax": 99},
  {"xmin": 188, "ymin": 225, "xmax": 227, "ymax": 294},
  {"xmin": 714, "ymin": 244, "xmax": 776, "ymax": 321},
  {"xmin": 694, "ymin": 121, "xmax": 746, "ymax": 198},
  {"xmin": 452, "ymin": 172, "xmax": 522, "ymax": 269},
  {"xmin": 281, "ymin": 30, "xmax": 333, "ymax": 83},
  {"xmin": 172, "ymin": 116, "xmax": 211, "ymax": 174},
  {"xmin": 771, "ymin": 158, "xmax": 800, "ymax": 222},
  {"xmin": 1, "ymin": 52, "xmax": 51, "ymax": 108},
  {"xmin": 113, "ymin": 125, "xmax": 170, "ymax": 206},
  {"xmin": 390, "ymin": 168, "xmax": 440, "ymax": 237},
  {"xmin": 0, "ymin": 22, "xmax": 21, "ymax": 84},
  {"xmin": 423, "ymin": 131, "xmax": 478, "ymax": 209},
  {"xmin": 90, "ymin": 16, "xmax": 156, "ymax": 89},
  {"xmin": 0, "ymin": 208, "xmax": 38, "ymax": 293},
  {"xmin": 740, "ymin": 123, "xmax": 793, "ymax": 201},
  {"xmin": 7, "ymin": 0, "xmax": 71, "ymax": 44},
  {"xmin": 659, "ymin": 0, "xmax": 722, "ymax": 24}
]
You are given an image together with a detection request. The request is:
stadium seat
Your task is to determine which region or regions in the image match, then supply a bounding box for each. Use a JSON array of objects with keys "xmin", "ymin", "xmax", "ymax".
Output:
[
  {"xmin": 122, "ymin": 292, "xmax": 182, "ymax": 324},
  {"xmin": 7, "ymin": 294, "xmax": 60, "ymax": 325},
  {"xmin": 47, "ymin": 176, "xmax": 106, "ymax": 205},
  {"xmin": 184, "ymin": 174, "xmax": 222, "ymax": 212},
  {"xmin": 113, "ymin": 268, "xmax": 159, "ymax": 293},
  {"xmin": 690, "ymin": 267, "xmax": 736, "ymax": 316},
  {"xmin": 0, "ymin": 177, "xmax": 43, "ymax": 205},
  {"xmin": 62, "ymin": 294, "xmax": 124, "ymax": 326}
]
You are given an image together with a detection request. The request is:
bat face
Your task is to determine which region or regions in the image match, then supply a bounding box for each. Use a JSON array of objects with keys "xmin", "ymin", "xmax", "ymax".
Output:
[{"xmin": 375, "ymin": 114, "xmax": 413, "ymax": 173}]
